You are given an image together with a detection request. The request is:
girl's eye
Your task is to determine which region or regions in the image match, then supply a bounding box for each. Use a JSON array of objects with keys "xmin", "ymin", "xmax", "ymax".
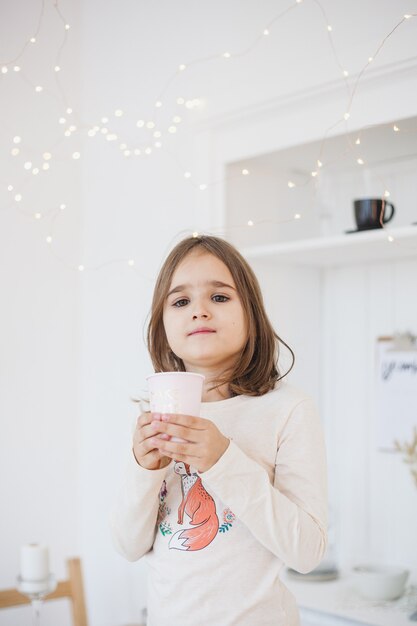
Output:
[
  {"xmin": 212, "ymin": 294, "xmax": 229, "ymax": 303},
  {"xmin": 173, "ymin": 298, "xmax": 189, "ymax": 307}
]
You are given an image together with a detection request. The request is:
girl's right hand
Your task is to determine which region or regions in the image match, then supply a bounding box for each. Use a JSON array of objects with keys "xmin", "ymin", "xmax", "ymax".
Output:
[{"xmin": 132, "ymin": 412, "xmax": 172, "ymax": 470}]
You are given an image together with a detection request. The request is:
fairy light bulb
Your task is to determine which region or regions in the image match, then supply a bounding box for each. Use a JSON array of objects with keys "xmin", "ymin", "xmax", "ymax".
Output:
[
  {"xmin": 128, "ymin": 259, "xmax": 135, "ymax": 267},
  {"xmin": 317, "ymin": 160, "xmax": 323, "ymax": 168},
  {"xmin": 46, "ymin": 236, "xmax": 52, "ymax": 244},
  {"xmin": 54, "ymin": 65, "xmax": 61, "ymax": 72},
  {"xmin": 327, "ymin": 25, "xmax": 333, "ymax": 32},
  {"xmin": 184, "ymin": 172, "xmax": 191, "ymax": 178},
  {"xmin": 288, "ymin": 181, "xmax": 295, "ymax": 188},
  {"xmin": 168, "ymin": 126, "xmax": 177, "ymax": 133},
  {"xmin": 393, "ymin": 125, "xmax": 400, "ymax": 132},
  {"xmin": 404, "ymin": 14, "xmax": 412, "ymax": 19},
  {"xmin": 13, "ymin": 136, "xmax": 21, "ymax": 144},
  {"xmin": 114, "ymin": 109, "xmax": 123, "ymax": 117},
  {"xmin": 155, "ymin": 141, "xmax": 162, "ymax": 148},
  {"xmin": 344, "ymin": 112, "xmax": 350, "ymax": 120},
  {"xmin": 43, "ymin": 152, "xmax": 52, "ymax": 160},
  {"xmin": 69, "ymin": 125, "xmax": 77, "ymax": 132},
  {"xmin": 35, "ymin": 85, "xmax": 43, "ymax": 93},
  {"xmin": 1, "ymin": 66, "xmax": 8, "ymax": 74},
  {"xmin": 24, "ymin": 161, "xmax": 32, "ymax": 170},
  {"xmin": 263, "ymin": 29, "xmax": 270, "ymax": 35},
  {"xmin": 119, "ymin": 143, "xmax": 127, "ymax": 150},
  {"xmin": 384, "ymin": 190, "xmax": 390, "ymax": 198},
  {"xmin": 72, "ymin": 152, "xmax": 80, "ymax": 159},
  {"xmin": 247, "ymin": 220, "xmax": 254, "ymax": 226},
  {"xmin": 66, "ymin": 108, "xmax": 72, "ymax": 114},
  {"xmin": 192, "ymin": 232, "xmax": 199, "ymax": 238},
  {"xmin": 59, "ymin": 117, "xmax": 66, "ymax": 124},
  {"xmin": 101, "ymin": 117, "xmax": 109, "ymax": 124},
  {"xmin": 311, "ymin": 170, "xmax": 318, "ymax": 177},
  {"xmin": 106, "ymin": 134, "xmax": 117, "ymax": 141},
  {"xmin": 32, "ymin": 168, "xmax": 39, "ymax": 175},
  {"xmin": 134, "ymin": 149, "xmax": 141, "ymax": 155},
  {"xmin": 34, "ymin": 212, "xmax": 42, "ymax": 220},
  {"xmin": 124, "ymin": 150, "xmax": 132, "ymax": 157},
  {"xmin": 294, "ymin": 213, "xmax": 301, "ymax": 219},
  {"xmin": 144, "ymin": 148, "xmax": 152, "ymax": 155},
  {"xmin": 42, "ymin": 162, "xmax": 50, "ymax": 170},
  {"xmin": 87, "ymin": 129, "xmax": 96, "ymax": 137},
  {"xmin": 296, "ymin": 0, "xmax": 303, "ymax": 3},
  {"xmin": 343, "ymin": 70, "xmax": 349, "ymax": 77},
  {"xmin": 223, "ymin": 52, "xmax": 231, "ymax": 59},
  {"xmin": 387, "ymin": 235, "xmax": 394, "ymax": 243},
  {"xmin": 242, "ymin": 169, "xmax": 250, "ymax": 175},
  {"xmin": 30, "ymin": 37, "xmax": 36, "ymax": 43},
  {"xmin": 357, "ymin": 158, "xmax": 364, "ymax": 165},
  {"xmin": 78, "ymin": 265, "xmax": 85, "ymax": 272},
  {"xmin": 15, "ymin": 194, "xmax": 22, "ymax": 202},
  {"xmin": 101, "ymin": 128, "xmax": 108, "ymax": 134},
  {"xmin": 65, "ymin": 24, "xmax": 70, "ymax": 30},
  {"xmin": 14, "ymin": 66, "xmax": 21, "ymax": 72},
  {"xmin": 11, "ymin": 148, "xmax": 20, "ymax": 156},
  {"xmin": 176, "ymin": 97, "xmax": 185, "ymax": 105},
  {"xmin": 155, "ymin": 101, "xmax": 162, "ymax": 108},
  {"xmin": 199, "ymin": 184, "xmax": 207, "ymax": 190},
  {"xmin": 368, "ymin": 57, "xmax": 373, "ymax": 63},
  {"xmin": 136, "ymin": 120, "xmax": 145, "ymax": 128},
  {"xmin": 7, "ymin": 185, "xmax": 13, "ymax": 191},
  {"xmin": 178, "ymin": 64, "xmax": 186, "ymax": 71},
  {"xmin": 355, "ymin": 137, "xmax": 361, "ymax": 145},
  {"xmin": 153, "ymin": 130, "xmax": 162, "ymax": 138},
  {"xmin": 60, "ymin": 204, "xmax": 66, "ymax": 210},
  {"xmin": 146, "ymin": 121, "xmax": 155, "ymax": 129},
  {"xmin": 173, "ymin": 116, "xmax": 181, "ymax": 123}
]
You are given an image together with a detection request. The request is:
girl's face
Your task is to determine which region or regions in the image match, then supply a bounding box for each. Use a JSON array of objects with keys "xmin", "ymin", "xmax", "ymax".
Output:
[{"xmin": 163, "ymin": 251, "xmax": 248, "ymax": 374}]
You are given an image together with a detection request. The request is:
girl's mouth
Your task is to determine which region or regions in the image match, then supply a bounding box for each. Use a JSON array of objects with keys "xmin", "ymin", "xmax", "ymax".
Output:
[{"xmin": 188, "ymin": 327, "xmax": 216, "ymax": 336}]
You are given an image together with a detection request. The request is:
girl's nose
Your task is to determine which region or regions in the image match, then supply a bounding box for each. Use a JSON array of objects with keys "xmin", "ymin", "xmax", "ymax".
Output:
[
  {"xmin": 192, "ymin": 310, "xmax": 209, "ymax": 320},
  {"xmin": 192, "ymin": 302, "xmax": 211, "ymax": 320}
]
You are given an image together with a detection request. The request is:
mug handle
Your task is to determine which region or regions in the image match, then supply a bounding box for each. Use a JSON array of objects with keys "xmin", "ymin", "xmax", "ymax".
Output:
[{"xmin": 382, "ymin": 201, "xmax": 395, "ymax": 224}]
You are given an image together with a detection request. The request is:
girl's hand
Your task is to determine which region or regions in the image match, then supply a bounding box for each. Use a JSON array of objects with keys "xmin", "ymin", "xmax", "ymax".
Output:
[
  {"xmin": 132, "ymin": 413, "xmax": 172, "ymax": 470},
  {"xmin": 149, "ymin": 414, "xmax": 230, "ymax": 473}
]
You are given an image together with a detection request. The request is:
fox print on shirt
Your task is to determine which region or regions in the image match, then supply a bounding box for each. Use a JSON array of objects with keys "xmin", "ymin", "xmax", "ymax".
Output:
[{"xmin": 168, "ymin": 461, "xmax": 219, "ymax": 551}]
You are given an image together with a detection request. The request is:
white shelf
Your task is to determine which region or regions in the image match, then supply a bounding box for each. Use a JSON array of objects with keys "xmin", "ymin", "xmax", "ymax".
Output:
[{"xmin": 242, "ymin": 225, "xmax": 417, "ymax": 268}]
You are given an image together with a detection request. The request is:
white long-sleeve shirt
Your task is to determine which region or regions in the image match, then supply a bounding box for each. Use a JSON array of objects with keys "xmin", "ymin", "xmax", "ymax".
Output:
[{"xmin": 111, "ymin": 382, "xmax": 327, "ymax": 626}]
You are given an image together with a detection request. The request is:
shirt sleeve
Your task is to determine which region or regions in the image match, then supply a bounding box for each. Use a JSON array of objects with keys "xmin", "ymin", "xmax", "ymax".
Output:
[
  {"xmin": 110, "ymin": 453, "xmax": 169, "ymax": 561},
  {"xmin": 200, "ymin": 397, "xmax": 328, "ymax": 574}
]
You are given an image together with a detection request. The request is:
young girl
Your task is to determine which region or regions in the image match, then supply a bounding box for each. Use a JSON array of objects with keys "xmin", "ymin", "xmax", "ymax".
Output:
[{"xmin": 111, "ymin": 235, "xmax": 327, "ymax": 626}]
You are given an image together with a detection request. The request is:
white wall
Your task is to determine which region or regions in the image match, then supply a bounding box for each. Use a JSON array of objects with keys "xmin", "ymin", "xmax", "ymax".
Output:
[
  {"xmin": 0, "ymin": 1, "xmax": 82, "ymax": 624},
  {"xmin": 1, "ymin": 1, "xmax": 417, "ymax": 625}
]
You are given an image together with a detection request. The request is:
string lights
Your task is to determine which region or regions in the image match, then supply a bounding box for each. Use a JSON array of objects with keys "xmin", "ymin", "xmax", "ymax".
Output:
[{"xmin": 2, "ymin": 2, "xmax": 417, "ymax": 274}]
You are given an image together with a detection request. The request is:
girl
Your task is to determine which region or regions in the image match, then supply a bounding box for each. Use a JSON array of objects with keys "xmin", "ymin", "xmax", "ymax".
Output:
[{"xmin": 111, "ymin": 235, "xmax": 327, "ymax": 626}]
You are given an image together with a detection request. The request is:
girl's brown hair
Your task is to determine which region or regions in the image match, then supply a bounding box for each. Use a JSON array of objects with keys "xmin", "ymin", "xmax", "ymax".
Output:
[{"xmin": 147, "ymin": 235, "xmax": 294, "ymax": 396}]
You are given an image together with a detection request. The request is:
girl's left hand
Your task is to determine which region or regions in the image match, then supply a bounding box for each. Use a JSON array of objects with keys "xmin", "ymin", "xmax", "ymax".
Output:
[{"xmin": 150, "ymin": 414, "xmax": 229, "ymax": 473}]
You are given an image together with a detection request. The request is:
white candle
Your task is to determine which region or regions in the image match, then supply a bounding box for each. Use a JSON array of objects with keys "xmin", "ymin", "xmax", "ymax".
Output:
[{"xmin": 20, "ymin": 544, "xmax": 50, "ymax": 581}]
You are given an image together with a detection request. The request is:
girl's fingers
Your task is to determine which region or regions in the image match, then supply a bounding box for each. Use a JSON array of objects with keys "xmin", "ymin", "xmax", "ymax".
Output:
[
  {"xmin": 137, "ymin": 423, "xmax": 167, "ymax": 443},
  {"xmin": 142, "ymin": 449, "xmax": 163, "ymax": 465},
  {"xmin": 151, "ymin": 437, "xmax": 200, "ymax": 458},
  {"xmin": 136, "ymin": 412, "xmax": 162, "ymax": 428},
  {"xmin": 150, "ymin": 420, "xmax": 199, "ymax": 443}
]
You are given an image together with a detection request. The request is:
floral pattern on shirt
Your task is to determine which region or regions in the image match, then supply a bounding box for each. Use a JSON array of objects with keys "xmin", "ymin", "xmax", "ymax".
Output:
[
  {"xmin": 218, "ymin": 508, "xmax": 236, "ymax": 533},
  {"xmin": 158, "ymin": 480, "xmax": 172, "ymax": 536}
]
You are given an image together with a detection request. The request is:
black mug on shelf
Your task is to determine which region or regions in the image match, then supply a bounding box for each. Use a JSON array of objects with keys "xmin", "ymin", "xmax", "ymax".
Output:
[{"xmin": 354, "ymin": 198, "xmax": 395, "ymax": 230}]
